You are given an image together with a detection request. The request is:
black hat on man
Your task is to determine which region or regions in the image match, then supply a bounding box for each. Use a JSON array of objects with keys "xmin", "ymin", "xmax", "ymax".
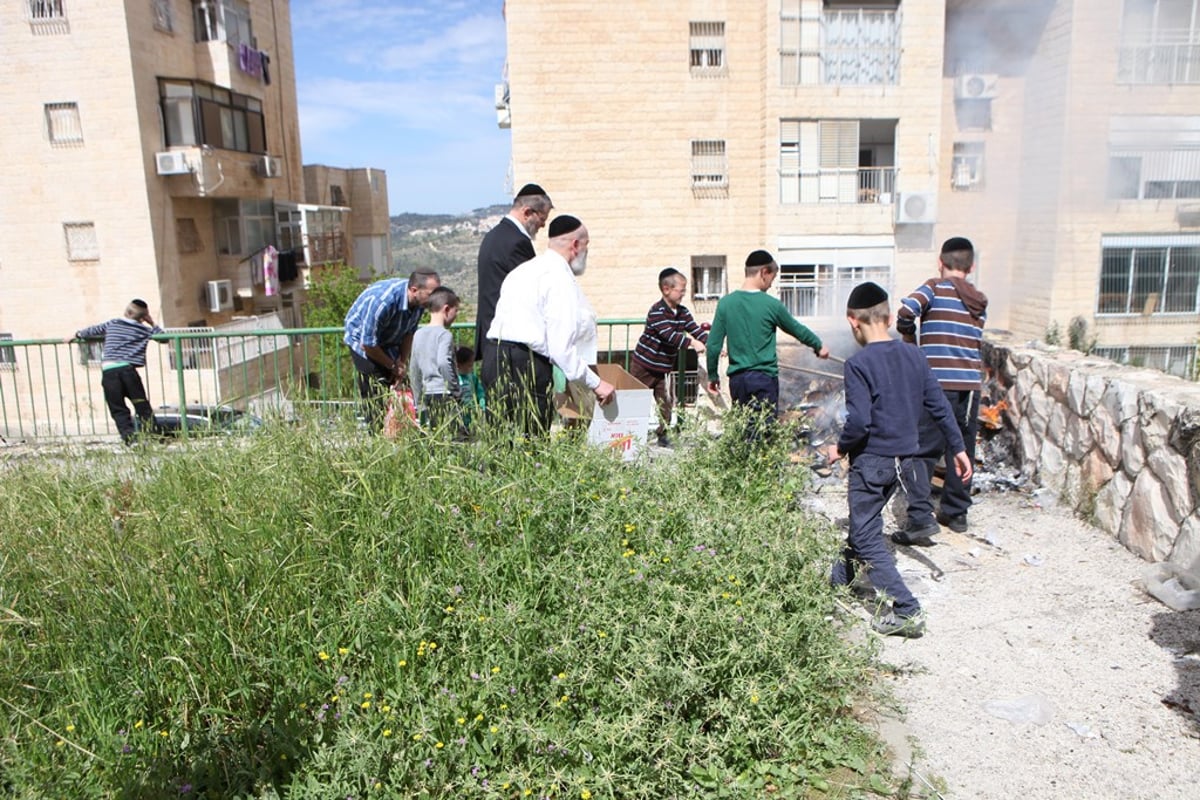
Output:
[
  {"xmin": 846, "ymin": 281, "xmax": 889, "ymax": 310},
  {"xmin": 941, "ymin": 236, "xmax": 974, "ymax": 254},
  {"xmin": 658, "ymin": 267, "xmax": 683, "ymax": 283},
  {"xmin": 515, "ymin": 183, "xmax": 547, "ymax": 199},
  {"xmin": 131, "ymin": 298, "xmax": 149, "ymax": 309},
  {"xmin": 745, "ymin": 249, "xmax": 775, "ymax": 268},
  {"xmin": 548, "ymin": 215, "xmax": 582, "ymax": 238}
]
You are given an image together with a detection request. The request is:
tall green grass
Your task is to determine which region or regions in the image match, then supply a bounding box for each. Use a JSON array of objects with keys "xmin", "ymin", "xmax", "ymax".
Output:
[{"xmin": 0, "ymin": 420, "xmax": 882, "ymax": 798}]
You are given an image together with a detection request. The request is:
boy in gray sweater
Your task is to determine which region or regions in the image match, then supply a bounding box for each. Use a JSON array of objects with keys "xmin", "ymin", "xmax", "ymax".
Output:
[{"xmin": 409, "ymin": 287, "xmax": 463, "ymax": 435}]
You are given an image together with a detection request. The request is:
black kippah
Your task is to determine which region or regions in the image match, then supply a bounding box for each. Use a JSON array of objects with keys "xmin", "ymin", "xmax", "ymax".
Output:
[
  {"xmin": 658, "ymin": 268, "xmax": 682, "ymax": 283},
  {"xmin": 745, "ymin": 249, "xmax": 774, "ymax": 268},
  {"xmin": 548, "ymin": 215, "xmax": 582, "ymax": 238},
  {"xmin": 515, "ymin": 183, "xmax": 546, "ymax": 199},
  {"xmin": 846, "ymin": 281, "xmax": 888, "ymax": 310},
  {"xmin": 131, "ymin": 299, "xmax": 148, "ymax": 309},
  {"xmin": 941, "ymin": 236, "xmax": 973, "ymax": 254}
]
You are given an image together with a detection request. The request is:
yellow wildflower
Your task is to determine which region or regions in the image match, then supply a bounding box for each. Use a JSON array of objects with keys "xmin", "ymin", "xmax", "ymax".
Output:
[
  {"xmin": 383, "ymin": 729, "xmax": 392, "ymax": 737},
  {"xmin": 65, "ymin": 725, "xmax": 75, "ymax": 733},
  {"xmin": 435, "ymin": 741, "xmax": 444, "ymax": 749},
  {"xmin": 318, "ymin": 651, "xmax": 330, "ymax": 661},
  {"xmin": 338, "ymin": 647, "xmax": 349, "ymax": 655},
  {"xmin": 491, "ymin": 666, "xmax": 501, "ymax": 674}
]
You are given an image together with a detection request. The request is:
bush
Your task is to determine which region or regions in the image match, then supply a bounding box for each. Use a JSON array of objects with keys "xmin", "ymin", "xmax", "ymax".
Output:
[{"xmin": 0, "ymin": 422, "xmax": 882, "ymax": 798}]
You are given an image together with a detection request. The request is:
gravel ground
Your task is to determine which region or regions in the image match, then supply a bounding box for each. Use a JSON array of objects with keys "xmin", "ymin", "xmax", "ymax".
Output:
[{"xmin": 806, "ymin": 483, "xmax": 1200, "ymax": 800}]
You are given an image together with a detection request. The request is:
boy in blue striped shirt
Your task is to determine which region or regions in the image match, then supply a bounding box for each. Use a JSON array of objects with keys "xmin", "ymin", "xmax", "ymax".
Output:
[{"xmin": 72, "ymin": 299, "xmax": 163, "ymax": 444}]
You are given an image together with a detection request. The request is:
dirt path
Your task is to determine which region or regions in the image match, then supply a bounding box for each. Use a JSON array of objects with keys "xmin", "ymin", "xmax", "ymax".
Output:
[{"xmin": 807, "ymin": 485, "xmax": 1200, "ymax": 799}]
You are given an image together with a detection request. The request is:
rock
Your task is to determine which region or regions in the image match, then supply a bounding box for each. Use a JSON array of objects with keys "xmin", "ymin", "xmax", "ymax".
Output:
[
  {"xmin": 1169, "ymin": 515, "xmax": 1200, "ymax": 574},
  {"xmin": 1147, "ymin": 448, "xmax": 1192, "ymax": 522},
  {"xmin": 1094, "ymin": 470, "xmax": 1132, "ymax": 538},
  {"xmin": 1122, "ymin": 472, "xmax": 1178, "ymax": 561}
]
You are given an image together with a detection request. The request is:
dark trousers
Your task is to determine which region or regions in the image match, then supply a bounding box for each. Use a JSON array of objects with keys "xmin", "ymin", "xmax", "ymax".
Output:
[
  {"xmin": 349, "ymin": 348, "xmax": 393, "ymax": 427},
  {"xmin": 831, "ymin": 453, "xmax": 923, "ymax": 616},
  {"xmin": 423, "ymin": 393, "xmax": 467, "ymax": 440},
  {"xmin": 101, "ymin": 365, "xmax": 154, "ymax": 444},
  {"xmin": 729, "ymin": 369, "xmax": 779, "ymax": 441},
  {"xmin": 628, "ymin": 361, "xmax": 672, "ymax": 437},
  {"xmin": 909, "ymin": 389, "xmax": 980, "ymax": 523},
  {"xmin": 481, "ymin": 341, "xmax": 554, "ymax": 437}
]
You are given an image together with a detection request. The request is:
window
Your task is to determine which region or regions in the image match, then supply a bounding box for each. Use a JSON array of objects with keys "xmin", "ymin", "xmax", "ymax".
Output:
[
  {"xmin": 691, "ymin": 140, "xmax": 728, "ymax": 195},
  {"xmin": 45, "ymin": 102, "xmax": 83, "ymax": 146},
  {"xmin": 153, "ymin": 0, "xmax": 174, "ymax": 32},
  {"xmin": 64, "ymin": 222, "xmax": 99, "ymax": 261},
  {"xmin": 77, "ymin": 339, "xmax": 103, "ymax": 366},
  {"xmin": 1098, "ymin": 236, "xmax": 1200, "ymax": 314},
  {"xmin": 194, "ymin": 0, "xmax": 253, "ymax": 49},
  {"xmin": 1094, "ymin": 344, "xmax": 1197, "ymax": 377},
  {"xmin": 330, "ymin": 185, "xmax": 346, "ymax": 206},
  {"xmin": 1108, "ymin": 115, "xmax": 1200, "ymax": 199},
  {"xmin": 951, "ymin": 142, "xmax": 985, "ymax": 190},
  {"xmin": 215, "ymin": 199, "xmax": 275, "ymax": 256},
  {"xmin": 691, "ymin": 256, "xmax": 726, "ymax": 300},
  {"xmin": 1118, "ymin": 0, "xmax": 1200, "ymax": 84},
  {"xmin": 781, "ymin": 119, "xmax": 888, "ymax": 204},
  {"xmin": 781, "ymin": 0, "xmax": 901, "ymax": 86},
  {"xmin": 27, "ymin": 0, "xmax": 65, "ymax": 21},
  {"xmin": 778, "ymin": 263, "xmax": 890, "ymax": 317},
  {"xmin": 689, "ymin": 21, "xmax": 726, "ymax": 75},
  {"xmin": 0, "ymin": 334, "xmax": 16, "ymax": 370},
  {"xmin": 160, "ymin": 79, "xmax": 266, "ymax": 154}
]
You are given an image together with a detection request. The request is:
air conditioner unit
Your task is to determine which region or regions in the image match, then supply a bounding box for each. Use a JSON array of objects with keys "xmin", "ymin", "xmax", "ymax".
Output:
[
  {"xmin": 255, "ymin": 155, "xmax": 282, "ymax": 178},
  {"xmin": 955, "ymin": 73, "xmax": 999, "ymax": 100},
  {"xmin": 895, "ymin": 191, "xmax": 938, "ymax": 224},
  {"xmin": 206, "ymin": 279, "xmax": 234, "ymax": 313},
  {"xmin": 155, "ymin": 151, "xmax": 191, "ymax": 175}
]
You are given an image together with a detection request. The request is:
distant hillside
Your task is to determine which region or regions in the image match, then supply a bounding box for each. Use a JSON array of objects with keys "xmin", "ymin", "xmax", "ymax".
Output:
[{"xmin": 389, "ymin": 205, "xmax": 509, "ymax": 318}]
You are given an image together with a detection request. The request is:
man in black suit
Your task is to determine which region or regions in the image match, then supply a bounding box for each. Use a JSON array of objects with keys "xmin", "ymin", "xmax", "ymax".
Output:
[{"xmin": 474, "ymin": 183, "xmax": 552, "ymax": 364}]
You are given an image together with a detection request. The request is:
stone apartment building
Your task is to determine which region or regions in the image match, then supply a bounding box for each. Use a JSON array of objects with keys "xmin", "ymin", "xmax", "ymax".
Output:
[
  {"xmin": 499, "ymin": 0, "xmax": 1200, "ymax": 375},
  {"xmin": 0, "ymin": 0, "xmax": 391, "ymax": 436}
]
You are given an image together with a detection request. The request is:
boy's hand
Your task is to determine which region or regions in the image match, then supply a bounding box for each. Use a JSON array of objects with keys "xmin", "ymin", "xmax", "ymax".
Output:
[
  {"xmin": 952, "ymin": 451, "xmax": 973, "ymax": 482},
  {"xmin": 594, "ymin": 379, "xmax": 616, "ymax": 406},
  {"xmin": 65, "ymin": 335, "xmax": 77, "ymax": 344},
  {"xmin": 814, "ymin": 346, "xmax": 830, "ymax": 359},
  {"xmin": 706, "ymin": 380, "xmax": 720, "ymax": 395},
  {"xmin": 689, "ymin": 339, "xmax": 705, "ymax": 354},
  {"xmin": 825, "ymin": 444, "xmax": 841, "ymax": 464}
]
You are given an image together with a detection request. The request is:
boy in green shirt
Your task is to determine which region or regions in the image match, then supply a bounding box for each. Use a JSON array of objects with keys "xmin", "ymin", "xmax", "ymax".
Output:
[{"xmin": 706, "ymin": 250, "xmax": 829, "ymax": 434}]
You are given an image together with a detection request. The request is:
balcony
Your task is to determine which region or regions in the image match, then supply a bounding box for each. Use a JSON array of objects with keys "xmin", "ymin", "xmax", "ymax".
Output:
[
  {"xmin": 781, "ymin": 166, "xmax": 896, "ymax": 204},
  {"xmin": 1118, "ymin": 38, "xmax": 1200, "ymax": 85}
]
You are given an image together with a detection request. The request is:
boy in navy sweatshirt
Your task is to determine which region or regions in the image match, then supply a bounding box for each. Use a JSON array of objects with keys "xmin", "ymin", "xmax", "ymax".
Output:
[
  {"xmin": 826, "ymin": 282, "xmax": 972, "ymax": 637},
  {"xmin": 72, "ymin": 299, "xmax": 163, "ymax": 444}
]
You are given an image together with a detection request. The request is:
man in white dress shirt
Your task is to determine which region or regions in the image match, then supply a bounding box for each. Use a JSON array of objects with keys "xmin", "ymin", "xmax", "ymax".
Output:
[{"xmin": 483, "ymin": 214, "xmax": 615, "ymax": 436}]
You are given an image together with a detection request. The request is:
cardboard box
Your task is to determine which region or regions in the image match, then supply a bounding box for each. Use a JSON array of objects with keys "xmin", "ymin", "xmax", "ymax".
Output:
[{"xmin": 557, "ymin": 363, "xmax": 655, "ymax": 461}]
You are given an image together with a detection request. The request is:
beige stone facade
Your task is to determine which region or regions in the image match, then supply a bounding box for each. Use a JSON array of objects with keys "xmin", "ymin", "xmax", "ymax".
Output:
[
  {"xmin": 0, "ymin": 1, "xmax": 390, "ymax": 438},
  {"xmin": 501, "ymin": 0, "xmax": 1200, "ymax": 373}
]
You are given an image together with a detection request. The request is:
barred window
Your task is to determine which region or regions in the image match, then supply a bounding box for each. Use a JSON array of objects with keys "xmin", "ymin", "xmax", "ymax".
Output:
[
  {"xmin": 689, "ymin": 21, "xmax": 726, "ymax": 74},
  {"xmin": 691, "ymin": 140, "xmax": 728, "ymax": 195},
  {"xmin": 0, "ymin": 334, "xmax": 16, "ymax": 369},
  {"xmin": 28, "ymin": 0, "xmax": 65, "ymax": 21},
  {"xmin": 45, "ymin": 102, "xmax": 83, "ymax": 146},
  {"xmin": 691, "ymin": 256, "xmax": 726, "ymax": 301},
  {"xmin": 1098, "ymin": 237, "xmax": 1200, "ymax": 314}
]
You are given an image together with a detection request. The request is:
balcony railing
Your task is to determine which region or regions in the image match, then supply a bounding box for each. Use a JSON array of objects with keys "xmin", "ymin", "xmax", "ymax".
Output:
[
  {"xmin": 1118, "ymin": 40, "xmax": 1200, "ymax": 84},
  {"xmin": 780, "ymin": 167, "xmax": 895, "ymax": 204}
]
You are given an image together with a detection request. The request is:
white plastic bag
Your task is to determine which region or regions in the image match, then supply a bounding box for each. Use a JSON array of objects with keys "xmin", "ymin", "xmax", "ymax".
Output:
[{"xmin": 1140, "ymin": 562, "xmax": 1200, "ymax": 611}]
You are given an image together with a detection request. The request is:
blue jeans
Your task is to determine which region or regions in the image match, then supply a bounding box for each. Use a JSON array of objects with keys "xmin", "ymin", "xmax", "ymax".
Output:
[{"xmin": 831, "ymin": 452, "xmax": 923, "ymax": 616}]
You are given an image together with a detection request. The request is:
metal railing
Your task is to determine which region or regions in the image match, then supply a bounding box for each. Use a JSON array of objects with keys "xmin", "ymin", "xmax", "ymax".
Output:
[
  {"xmin": 1118, "ymin": 41, "xmax": 1200, "ymax": 84},
  {"xmin": 0, "ymin": 319, "xmax": 673, "ymax": 443}
]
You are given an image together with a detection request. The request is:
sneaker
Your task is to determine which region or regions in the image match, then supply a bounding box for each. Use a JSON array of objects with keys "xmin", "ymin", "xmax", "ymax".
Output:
[
  {"xmin": 871, "ymin": 610, "xmax": 926, "ymax": 638},
  {"xmin": 937, "ymin": 512, "xmax": 968, "ymax": 533},
  {"xmin": 656, "ymin": 433, "xmax": 672, "ymax": 449},
  {"xmin": 891, "ymin": 521, "xmax": 940, "ymax": 547}
]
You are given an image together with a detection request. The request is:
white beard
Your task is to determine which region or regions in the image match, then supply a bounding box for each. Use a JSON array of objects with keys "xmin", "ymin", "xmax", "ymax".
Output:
[{"xmin": 569, "ymin": 250, "xmax": 588, "ymax": 276}]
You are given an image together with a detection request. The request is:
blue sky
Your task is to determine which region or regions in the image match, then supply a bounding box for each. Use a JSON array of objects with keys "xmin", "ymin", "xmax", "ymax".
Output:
[{"xmin": 291, "ymin": 1, "xmax": 513, "ymax": 215}]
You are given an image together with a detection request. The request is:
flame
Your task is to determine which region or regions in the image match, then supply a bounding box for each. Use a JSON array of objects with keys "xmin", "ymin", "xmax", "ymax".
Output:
[{"xmin": 979, "ymin": 399, "xmax": 1008, "ymax": 430}]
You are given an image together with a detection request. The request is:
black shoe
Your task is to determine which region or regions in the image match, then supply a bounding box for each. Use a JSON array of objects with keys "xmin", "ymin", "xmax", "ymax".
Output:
[
  {"xmin": 937, "ymin": 513, "xmax": 968, "ymax": 533},
  {"xmin": 892, "ymin": 521, "xmax": 939, "ymax": 547},
  {"xmin": 656, "ymin": 433, "xmax": 672, "ymax": 449}
]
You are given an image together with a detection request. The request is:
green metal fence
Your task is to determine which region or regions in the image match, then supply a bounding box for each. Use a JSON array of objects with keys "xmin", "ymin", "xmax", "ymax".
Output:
[{"xmin": 0, "ymin": 319, "xmax": 688, "ymax": 443}]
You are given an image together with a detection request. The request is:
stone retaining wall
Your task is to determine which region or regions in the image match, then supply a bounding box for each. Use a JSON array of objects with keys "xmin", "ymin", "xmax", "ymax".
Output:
[{"xmin": 984, "ymin": 336, "xmax": 1200, "ymax": 574}]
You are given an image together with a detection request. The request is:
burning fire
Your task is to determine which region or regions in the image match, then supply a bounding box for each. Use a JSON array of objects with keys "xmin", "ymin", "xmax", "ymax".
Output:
[{"xmin": 979, "ymin": 399, "xmax": 1008, "ymax": 431}]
